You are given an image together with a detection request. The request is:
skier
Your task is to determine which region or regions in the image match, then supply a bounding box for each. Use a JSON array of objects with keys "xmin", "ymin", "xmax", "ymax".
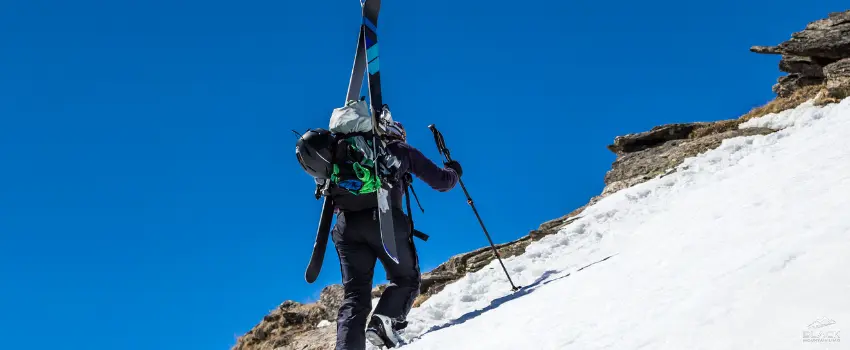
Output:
[
  {"xmin": 292, "ymin": 1, "xmax": 502, "ymax": 347},
  {"xmin": 330, "ymin": 120, "xmax": 462, "ymax": 349}
]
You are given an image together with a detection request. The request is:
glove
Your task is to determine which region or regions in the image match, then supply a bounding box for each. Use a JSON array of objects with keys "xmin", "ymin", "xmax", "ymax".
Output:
[{"xmin": 445, "ymin": 160, "xmax": 463, "ymax": 177}]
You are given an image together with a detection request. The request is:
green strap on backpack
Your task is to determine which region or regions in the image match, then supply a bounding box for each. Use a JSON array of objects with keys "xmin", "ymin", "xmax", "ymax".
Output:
[{"xmin": 330, "ymin": 136, "xmax": 380, "ymax": 195}]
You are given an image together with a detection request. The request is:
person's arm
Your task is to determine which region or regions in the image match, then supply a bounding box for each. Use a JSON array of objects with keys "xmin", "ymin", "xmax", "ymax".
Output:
[{"xmin": 390, "ymin": 142, "xmax": 458, "ymax": 192}]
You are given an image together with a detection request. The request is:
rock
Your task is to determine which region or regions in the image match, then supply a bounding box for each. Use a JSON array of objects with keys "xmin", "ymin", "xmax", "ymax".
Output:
[
  {"xmin": 772, "ymin": 74, "xmax": 824, "ymax": 98},
  {"xmin": 750, "ymin": 45, "xmax": 782, "ymax": 54},
  {"xmin": 287, "ymin": 327, "xmax": 337, "ymax": 350},
  {"xmin": 231, "ymin": 298, "xmax": 335, "ymax": 350},
  {"xmin": 824, "ymin": 58, "xmax": 850, "ymax": 99},
  {"xmin": 602, "ymin": 125, "xmax": 776, "ymax": 195},
  {"xmin": 778, "ymin": 55, "xmax": 825, "ymax": 77},
  {"xmin": 281, "ymin": 310, "xmax": 308, "ymax": 325},
  {"xmin": 229, "ymin": 285, "xmax": 343, "ymax": 349},
  {"xmin": 607, "ymin": 123, "xmax": 705, "ymax": 155},
  {"xmin": 318, "ymin": 285, "xmax": 344, "ymax": 320},
  {"xmin": 751, "ymin": 11, "xmax": 850, "ymax": 59},
  {"xmin": 688, "ymin": 119, "xmax": 742, "ymax": 139},
  {"xmin": 371, "ymin": 284, "xmax": 387, "ymax": 299},
  {"xmin": 262, "ymin": 314, "xmax": 280, "ymax": 323},
  {"xmin": 753, "ymin": 11, "xmax": 850, "ymax": 98},
  {"xmin": 419, "ymin": 272, "xmax": 461, "ymax": 296},
  {"xmin": 279, "ymin": 300, "xmax": 299, "ymax": 309}
]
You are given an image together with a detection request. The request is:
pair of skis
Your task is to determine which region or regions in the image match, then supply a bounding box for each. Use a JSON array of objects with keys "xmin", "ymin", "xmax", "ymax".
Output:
[{"xmin": 306, "ymin": 0, "xmax": 400, "ymax": 283}]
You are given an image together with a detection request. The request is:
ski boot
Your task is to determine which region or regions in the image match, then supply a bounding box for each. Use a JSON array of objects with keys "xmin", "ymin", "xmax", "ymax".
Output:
[{"xmin": 365, "ymin": 314, "xmax": 406, "ymax": 348}]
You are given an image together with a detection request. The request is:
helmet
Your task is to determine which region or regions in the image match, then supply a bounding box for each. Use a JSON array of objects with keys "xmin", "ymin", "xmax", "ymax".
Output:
[
  {"xmin": 295, "ymin": 128, "xmax": 335, "ymax": 179},
  {"xmin": 385, "ymin": 121, "xmax": 406, "ymax": 141},
  {"xmin": 379, "ymin": 104, "xmax": 406, "ymax": 142}
]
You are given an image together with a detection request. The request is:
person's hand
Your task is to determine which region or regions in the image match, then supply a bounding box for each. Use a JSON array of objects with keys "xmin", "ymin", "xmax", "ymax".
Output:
[{"xmin": 445, "ymin": 160, "xmax": 463, "ymax": 177}]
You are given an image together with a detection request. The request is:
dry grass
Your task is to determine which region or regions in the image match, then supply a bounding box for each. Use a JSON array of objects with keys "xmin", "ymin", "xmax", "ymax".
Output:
[
  {"xmin": 739, "ymin": 84, "xmax": 826, "ymax": 122},
  {"xmin": 688, "ymin": 83, "xmax": 836, "ymax": 140},
  {"xmin": 815, "ymin": 94, "xmax": 844, "ymax": 105},
  {"xmin": 689, "ymin": 119, "xmax": 742, "ymax": 139}
]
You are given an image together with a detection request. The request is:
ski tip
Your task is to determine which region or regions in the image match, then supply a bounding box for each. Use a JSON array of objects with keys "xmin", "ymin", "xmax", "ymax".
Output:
[
  {"xmin": 305, "ymin": 268, "xmax": 320, "ymax": 284},
  {"xmin": 427, "ymin": 124, "xmax": 436, "ymax": 131}
]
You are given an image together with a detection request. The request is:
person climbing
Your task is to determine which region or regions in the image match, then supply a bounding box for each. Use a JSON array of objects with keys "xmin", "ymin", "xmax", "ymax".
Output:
[
  {"xmin": 294, "ymin": 99, "xmax": 463, "ymax": 349},
  {"xmin": 331, "ymin": 119, "xmax": 461, "ymax": 349}
]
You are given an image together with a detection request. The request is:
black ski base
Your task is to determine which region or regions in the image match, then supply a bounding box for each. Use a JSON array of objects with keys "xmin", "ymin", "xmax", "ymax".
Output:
[{"xmin": 305, "ymin": 197, "xmax": 334, "ymax": 283}]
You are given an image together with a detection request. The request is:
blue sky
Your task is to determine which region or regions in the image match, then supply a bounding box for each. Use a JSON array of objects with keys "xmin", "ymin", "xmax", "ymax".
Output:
[{"xmin": 0, "ymin": 1, "xmax": 844, "ymax": 349}]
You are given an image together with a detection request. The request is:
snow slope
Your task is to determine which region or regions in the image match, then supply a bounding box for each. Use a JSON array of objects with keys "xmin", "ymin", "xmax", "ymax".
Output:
[{"xmin": 378, "ymin": 98, "xmax": 850, "ymax": 349}]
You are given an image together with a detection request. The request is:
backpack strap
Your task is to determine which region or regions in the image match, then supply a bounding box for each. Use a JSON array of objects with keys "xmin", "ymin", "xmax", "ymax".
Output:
[{"xmin": 403, "ymin": 173, "xmax": 429, "ymax": 242}]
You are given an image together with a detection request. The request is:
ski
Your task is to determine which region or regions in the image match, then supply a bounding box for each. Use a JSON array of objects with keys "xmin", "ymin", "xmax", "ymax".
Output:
[
  {"xmin": 305, "ymin": 195, "xmax": 334, "ymax": 283},
  {"xmin": 346, "ymin": 26, "xmax": 367, "ymax": 102},
  {"xmin": 362, "ymin": 0, "xmax": 383, "ymax": 112},
  {"xmin": 304, "ymin": 0, "xmax": 396, "ymax": 282},
  {"xmin": 305, "ymin": 0, "xmax": 370, "ymax": 283},
  {"xmin": 360, "ymin": 0, "xmax": 402, "ymax": 264}
]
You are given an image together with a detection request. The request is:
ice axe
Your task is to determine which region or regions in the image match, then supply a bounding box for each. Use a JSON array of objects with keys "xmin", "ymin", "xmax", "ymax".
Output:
[{"xmin": 428, "ymin": 124, "xmax": 521, "ymax": 292}]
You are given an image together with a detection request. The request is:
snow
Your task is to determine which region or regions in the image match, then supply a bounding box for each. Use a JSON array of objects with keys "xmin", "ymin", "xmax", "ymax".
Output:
[{"xmin": 370, "ymin": 98, "xmax": 850, "ymax": 349}]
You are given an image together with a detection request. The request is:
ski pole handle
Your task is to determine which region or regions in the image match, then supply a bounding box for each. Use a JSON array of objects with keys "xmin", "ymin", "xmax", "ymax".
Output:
[{"xmin": 427, "ymin": 124, "xmax": 452, "ymax": 161}]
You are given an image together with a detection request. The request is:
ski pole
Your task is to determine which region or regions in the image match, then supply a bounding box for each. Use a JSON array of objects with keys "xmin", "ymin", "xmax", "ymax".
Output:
[{"xmin": 427, "ymin": 124, "xmax": 521, "ymax": 292}]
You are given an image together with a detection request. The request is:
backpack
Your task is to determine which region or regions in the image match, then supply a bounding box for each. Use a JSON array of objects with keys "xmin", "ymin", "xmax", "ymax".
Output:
[
  {"xmin": 297, "ymin": 99, "xmax": 428, "ymax": 241},
  {"xmin": 326, "ymin": 100, "xmax": 402, "ymax": 211}
]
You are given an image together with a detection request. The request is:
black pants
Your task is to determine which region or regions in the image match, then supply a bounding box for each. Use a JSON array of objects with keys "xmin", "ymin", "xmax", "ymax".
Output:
[{"xmin": 332, "ymin": 208, "xmax": 420, "ymax": 350}]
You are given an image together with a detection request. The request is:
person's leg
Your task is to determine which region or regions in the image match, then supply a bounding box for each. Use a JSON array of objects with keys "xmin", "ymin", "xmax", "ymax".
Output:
[
  {"xmin": 333, "ymin": 212, "xmax": 377, "ymax": 350},
  {"xmin": 372, "ymin": 210, "xmax": 420, "ymax": 324}
]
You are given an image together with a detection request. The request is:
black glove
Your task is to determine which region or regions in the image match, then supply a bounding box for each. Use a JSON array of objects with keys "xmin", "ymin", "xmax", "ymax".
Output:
[{"xmin": 445, "ymin": 160, "xmax": 463, "ymax": 177}]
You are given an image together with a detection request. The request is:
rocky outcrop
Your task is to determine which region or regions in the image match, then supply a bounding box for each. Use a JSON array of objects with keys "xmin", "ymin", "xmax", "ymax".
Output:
[
  {"xmin": 232, "ymin": 286, "xmax": 342, "ymax": 350},
  {"xmin": 752, "ymin": 11, "xmax": 850, "ymax": 59},
  {"xmin": 285, "ymin": 328, "xmax": 336, "ymax": 350},
  {"xmin": 779, "ymin": 55, "xmax": 825, "ymax": 77},
  {"xmin": 602, "ymin": 122, "xmax": 775, "ymax": 196},
  {"xmin": 773, "ymin": 74, "xmax": 825, "ymax": 97},
  {"xmin": 318, "ymin": 285, "xmax": 344, "ymax": 320},
  {"xmin": 607, "ymin": 123, "xmax": 702, "ymax": 155},
  {"xmin": 752, "ymin": 10, "xmax": 850, "ymax": 99},
  {"xmin": 825, "ymin": 58, "xmax": 850, "ymax": 98}
]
